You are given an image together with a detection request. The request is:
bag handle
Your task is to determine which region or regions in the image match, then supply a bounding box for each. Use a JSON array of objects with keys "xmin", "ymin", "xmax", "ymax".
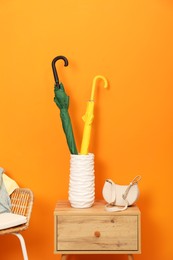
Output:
[
  {"xmin": 122, "ymin": 175, "xmax": 141, "ymax": 200},
  {"xmin": 105, "ymin": 175, "xmax": 141, "ymax": 212}
]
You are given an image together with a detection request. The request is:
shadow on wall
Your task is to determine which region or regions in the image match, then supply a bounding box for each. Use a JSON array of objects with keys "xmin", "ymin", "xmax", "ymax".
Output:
[
  {"xmin": 69, "ymin": 254, "xmax": 128, "ymax": 260},
  {"xmin": 136, "ymin": 192, "xmax": 163, "ymax": 260}
]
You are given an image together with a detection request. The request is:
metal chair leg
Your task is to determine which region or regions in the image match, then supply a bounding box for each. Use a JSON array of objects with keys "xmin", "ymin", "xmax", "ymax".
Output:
[{"xmin": 12, "ymin": 233, "xmax": 28, "ymax": 260}]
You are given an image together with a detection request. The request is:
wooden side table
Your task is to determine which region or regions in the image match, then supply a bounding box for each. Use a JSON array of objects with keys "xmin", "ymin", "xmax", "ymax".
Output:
[{"xmin": 54, "ymin": 200, "xmax": 141, "ymax": 260}]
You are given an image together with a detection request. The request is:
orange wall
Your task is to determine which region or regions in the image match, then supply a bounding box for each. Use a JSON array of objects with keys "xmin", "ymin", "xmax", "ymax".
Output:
[{"xmin": 0, "ymin": 1, "xmax": 173, "ymax": 259}]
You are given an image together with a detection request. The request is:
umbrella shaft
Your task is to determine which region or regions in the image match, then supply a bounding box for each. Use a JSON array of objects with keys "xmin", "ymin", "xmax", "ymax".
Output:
[{"xmin": 80, "ymin": 125, "xmax": 91, "ymax": 155}]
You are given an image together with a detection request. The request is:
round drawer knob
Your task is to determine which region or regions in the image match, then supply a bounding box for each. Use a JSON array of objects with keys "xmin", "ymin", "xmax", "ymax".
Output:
[{"xmin": 94, "ymin": 231, "xmax": 101, "ymax": 237}]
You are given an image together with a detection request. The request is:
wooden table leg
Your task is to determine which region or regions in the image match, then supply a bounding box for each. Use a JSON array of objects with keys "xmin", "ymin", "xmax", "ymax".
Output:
[
  {"xmin": 61, "ymin": 255, "xmax": 68, "ymax": 260},
  {"xmin": 128, "ymin": 254, "xmax": 134, "ymax": 260}
]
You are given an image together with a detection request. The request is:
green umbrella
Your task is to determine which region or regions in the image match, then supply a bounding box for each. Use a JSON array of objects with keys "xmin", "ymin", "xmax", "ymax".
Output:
[{"xmin": 52, "ymin": 56, "xmax": 78, "ymax": 154}]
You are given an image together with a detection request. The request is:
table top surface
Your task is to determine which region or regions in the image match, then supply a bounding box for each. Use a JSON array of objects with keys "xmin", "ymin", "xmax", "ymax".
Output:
[{"xmin": 54, "ymin": 200, "xmax": 140, "ymax": 216}]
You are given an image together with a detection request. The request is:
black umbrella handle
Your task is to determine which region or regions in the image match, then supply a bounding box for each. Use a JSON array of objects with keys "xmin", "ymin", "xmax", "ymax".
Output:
[{"xmin": 52, "ymin": 55, "xmax": 69, "ymax": 88}]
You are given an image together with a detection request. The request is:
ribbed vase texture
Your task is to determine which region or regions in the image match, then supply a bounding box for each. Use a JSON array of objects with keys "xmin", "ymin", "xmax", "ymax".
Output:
[{"xmin": 68, "ymin": 153, "xmax": 95, "ymax": 208}]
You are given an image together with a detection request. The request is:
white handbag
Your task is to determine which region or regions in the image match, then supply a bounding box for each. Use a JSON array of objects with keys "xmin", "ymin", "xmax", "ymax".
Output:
[{"xmin": 102, "ymin": 175, "xmax": 141, "ymax": 212}]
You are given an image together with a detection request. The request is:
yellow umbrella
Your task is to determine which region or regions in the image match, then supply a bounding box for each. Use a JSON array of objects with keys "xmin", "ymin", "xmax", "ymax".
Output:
[{"xmin": 80, "ymin": 75, "xmax": 108, "ymax": 155}]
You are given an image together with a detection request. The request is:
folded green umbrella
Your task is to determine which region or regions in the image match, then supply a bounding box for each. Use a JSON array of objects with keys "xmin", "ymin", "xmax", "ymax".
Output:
[{"xmin": 52, "ymin": 56, "xmax": 78, "ymax": 155}]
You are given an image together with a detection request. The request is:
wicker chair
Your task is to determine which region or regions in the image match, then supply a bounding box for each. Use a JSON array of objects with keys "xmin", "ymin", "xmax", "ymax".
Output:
[{"xmin": 0, "ymin": 188, "xmax": 34, "ymax": 260}]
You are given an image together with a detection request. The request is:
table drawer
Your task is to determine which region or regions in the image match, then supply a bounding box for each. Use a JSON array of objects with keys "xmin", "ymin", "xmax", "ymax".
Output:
[{"xmin": 56, "ymin": 215, "xmax": 139, "ymax": 251}]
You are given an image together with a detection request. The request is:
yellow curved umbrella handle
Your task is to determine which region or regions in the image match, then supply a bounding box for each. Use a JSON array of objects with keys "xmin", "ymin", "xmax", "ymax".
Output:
[{"xmin": 90, "ymin": 75, "xmax": 108, "ymax": 100}]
